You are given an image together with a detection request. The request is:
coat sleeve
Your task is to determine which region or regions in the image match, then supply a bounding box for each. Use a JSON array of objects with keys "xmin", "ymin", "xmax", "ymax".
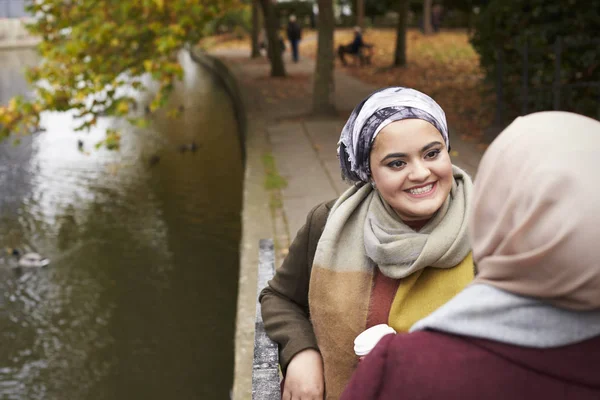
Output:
[
  {"xmin": 340, "ymin": 334, "xmax": 395, "ymax": 400},
  {"xmin": 258, "ymin": 201, "xmax": 331, "ymax": 373}
]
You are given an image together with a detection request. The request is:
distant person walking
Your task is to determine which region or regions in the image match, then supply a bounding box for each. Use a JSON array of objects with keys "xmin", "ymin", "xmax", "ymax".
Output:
[
  {"xmin": 432, "ymin": 4, "xmax": 444, "ymax": 32},
  {"xmin": 286, "ymin": 14, "xmax": 302, "ymax": 63}
]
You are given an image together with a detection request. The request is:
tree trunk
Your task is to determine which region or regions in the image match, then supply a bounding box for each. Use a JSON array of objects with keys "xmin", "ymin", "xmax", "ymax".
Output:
[
  {"xmin": 312, "ymin": 0, "xmax": 335, "ymax": 115},
  {"xmin": 258, "ymin": 0, "xmax": 286, "ymax": 77},
  {"xmin": 423, "ymin": 0, "xmax": 433, "ymax": 35},
  {"xmin": 466, "ymin": 0, "xmax": 474, "ymax": 35},
  {"xmin": 251, "ymin": 0, "xmax": 261, "ymax": 58},
  {"xmin": 393, "ymin": 0, "xmax": 408, "ymax": 67},
  {"xmin": 356, "ymin": 0, "xmax": 364, "ymax": 28}
]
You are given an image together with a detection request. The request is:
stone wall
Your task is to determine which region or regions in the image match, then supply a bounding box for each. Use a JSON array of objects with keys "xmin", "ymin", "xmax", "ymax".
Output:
[{"xmin": 0, "ymin": 18, "xmax": 39, "ymax": 49}]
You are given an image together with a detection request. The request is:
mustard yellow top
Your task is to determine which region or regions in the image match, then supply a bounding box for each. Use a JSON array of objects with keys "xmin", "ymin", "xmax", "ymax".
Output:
[{"xmin": 389, "ymin": 253, "xmax": 475, "ymax": 332}]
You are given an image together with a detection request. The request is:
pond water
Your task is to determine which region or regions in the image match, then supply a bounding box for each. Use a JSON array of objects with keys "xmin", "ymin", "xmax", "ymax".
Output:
[{"xmin": 0, "ymin": 48, "xmax": 243, "ymax": 399}]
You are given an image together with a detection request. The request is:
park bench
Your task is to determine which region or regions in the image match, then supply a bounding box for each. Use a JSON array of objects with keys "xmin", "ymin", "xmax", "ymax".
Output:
[
  {"xmin": 252, "ymin": 239, "xmax": 281, "ymax": 400},
  {"xmin": 338, "ymin": 43, "xmax": 375, "ymax": 67},
  {"xmin": 350, "ymin": 43, "xmax": 374, "ymax": 66}
]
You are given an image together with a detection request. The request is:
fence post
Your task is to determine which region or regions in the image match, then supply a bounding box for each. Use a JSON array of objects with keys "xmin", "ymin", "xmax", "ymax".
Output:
[
  {"xmin": 495, "ymin": 48, "xmax": 504, "ymax": 127},
  {"xmin": 553, "ymin": 37, "xmax": 562, "ymax": 110},
  {"xmin": 521, "ymin": 38, "xmax": 529, "ymax": 115}
]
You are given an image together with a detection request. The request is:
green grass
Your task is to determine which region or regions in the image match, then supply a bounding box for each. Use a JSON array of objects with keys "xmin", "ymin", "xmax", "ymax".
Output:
[{"xmin": 261, "ymin": 153, "xmax": 288, "ymax": 190}]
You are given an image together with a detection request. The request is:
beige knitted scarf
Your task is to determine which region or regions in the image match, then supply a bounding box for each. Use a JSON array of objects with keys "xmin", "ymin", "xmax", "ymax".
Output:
[{"xmin": 308, "ymin": 165, "xmax": 472, "ymax": 399}]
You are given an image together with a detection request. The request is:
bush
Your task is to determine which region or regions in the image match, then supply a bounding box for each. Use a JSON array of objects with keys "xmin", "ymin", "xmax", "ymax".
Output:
[
  {"xmin": 441, "ymin": 10, "xmax": 469, "ymax": 28},
  {"xmin": 471, "ymin": 0, "xmax": 600, "ymax": 122},
  {"xmin": 204, "ymin": 4, "xmax": 252, "ymax": 36},
  {"xmin": 275, "ymin": 1, "xmax": 313, "ymax": 27}
]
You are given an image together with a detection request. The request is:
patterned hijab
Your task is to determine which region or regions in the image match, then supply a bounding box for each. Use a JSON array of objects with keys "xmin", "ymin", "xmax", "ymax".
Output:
[{"xmin": 338, "ymin": 87, "xmax": 449, "ymax": 183}]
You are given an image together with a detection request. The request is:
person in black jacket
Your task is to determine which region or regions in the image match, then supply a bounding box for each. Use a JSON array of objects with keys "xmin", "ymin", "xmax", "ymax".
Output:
[
  {"xmin": 338, "ymin": 26, "xmax": 373, "ymax": 66},
  {"xmin": 286, "ymin": 14, "xmax": 302, "ymax": 63}
]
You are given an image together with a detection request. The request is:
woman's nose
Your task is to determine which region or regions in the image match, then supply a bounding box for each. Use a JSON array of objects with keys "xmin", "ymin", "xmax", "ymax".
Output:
[{"xmin": 408, "ymin": 161, "xmax": 431, "ymax": 182}]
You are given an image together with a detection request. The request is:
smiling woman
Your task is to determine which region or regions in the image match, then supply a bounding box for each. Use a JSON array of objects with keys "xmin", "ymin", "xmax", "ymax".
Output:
[
  {"xmin": 259, "ymin": 87, "xmax": 475, "ymax": 399},
  {"xmin": 369, "ymin": 119, "xmax": 454, "ymax": 222}
]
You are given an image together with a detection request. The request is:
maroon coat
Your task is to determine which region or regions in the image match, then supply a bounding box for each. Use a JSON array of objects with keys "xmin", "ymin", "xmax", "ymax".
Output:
[{"xmin": 341, "ymin": 330, "xmax": 600, "ymax": 400}]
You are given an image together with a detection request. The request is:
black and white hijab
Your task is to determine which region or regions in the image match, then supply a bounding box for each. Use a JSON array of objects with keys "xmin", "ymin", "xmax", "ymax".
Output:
[{"xmin": 338, "ymin": 87, "xmax": 449, "ymax": 184}]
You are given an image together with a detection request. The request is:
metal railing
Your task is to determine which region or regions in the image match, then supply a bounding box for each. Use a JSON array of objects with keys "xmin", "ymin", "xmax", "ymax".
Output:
[
  {"xmin": 252, "ymin": 239, "xmax": 281, "ymax": 400},
  {"xmin": 493, "ymin": 36, "xmax": 600, "ymax": 132}
]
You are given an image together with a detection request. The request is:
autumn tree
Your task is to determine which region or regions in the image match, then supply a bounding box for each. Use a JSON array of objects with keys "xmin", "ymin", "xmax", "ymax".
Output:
[
  {"xmin": 423, "ymin": 0, "xmax": 433, "ymax": 34},
  {"xmin": 251, "ymin": 0, "xmax": 261, "ymax": 58},
  {"xmin": 0, "ymin": 0, "xmax": 238, "ymax": 149},
  {"xmin": 356, "ymin": 0, "xmax": 365, "ymax": 28},
  {"xmin": 258, "ymin": 0, "xmax": 285, "ymax": 77},
  {"xmin": 312, "ymin": 0, "xmax": 335, "ymax": 115},
  {"xmin": 393, "ymin": 0, "xmax": 409, "ymax": 66}
]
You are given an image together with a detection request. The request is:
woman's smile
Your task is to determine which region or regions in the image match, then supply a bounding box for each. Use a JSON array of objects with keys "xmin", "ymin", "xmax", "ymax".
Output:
[{"xmin": 405, "ymin": 181, "xmax": 437, "ymax": 198}]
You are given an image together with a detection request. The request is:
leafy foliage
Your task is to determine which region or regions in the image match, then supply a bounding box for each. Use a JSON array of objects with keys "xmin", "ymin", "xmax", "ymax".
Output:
[
  {"xmin": 0, "ymin": 0, "xmax": 239, "ymax": 149},
  {"xmin": 471, "ymin": 0, "xmax": 600, "ymax": 120},
  {"xmin": 204, "ymin": 3, "xmax": 251, "ymax": 37},
  {"xmin": 275, "ymin": 0, "xmax": 313, "ymax": 22}
]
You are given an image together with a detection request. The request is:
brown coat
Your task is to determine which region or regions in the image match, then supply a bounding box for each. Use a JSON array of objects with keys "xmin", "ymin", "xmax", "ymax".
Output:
[{"xmin": 259, "ymin": 200, "xmax": 336, "ymax": 373}]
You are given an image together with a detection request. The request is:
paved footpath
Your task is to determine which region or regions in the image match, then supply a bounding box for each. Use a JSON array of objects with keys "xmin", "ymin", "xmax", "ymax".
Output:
[{"xmin": 211, "ymin": 47, "xmax": 484, "ymax": 400}]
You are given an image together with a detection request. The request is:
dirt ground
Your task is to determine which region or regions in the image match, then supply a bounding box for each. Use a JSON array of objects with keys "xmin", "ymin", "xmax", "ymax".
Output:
[{"xmin": 201, "ymin": 27, "xmax": 493, "ymax": 144}]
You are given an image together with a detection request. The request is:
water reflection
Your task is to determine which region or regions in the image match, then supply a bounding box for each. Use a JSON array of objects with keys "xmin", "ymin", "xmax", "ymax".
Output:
[{"xmin": 0, "ymin": 49, "xmax": 242, "ymax": 399}]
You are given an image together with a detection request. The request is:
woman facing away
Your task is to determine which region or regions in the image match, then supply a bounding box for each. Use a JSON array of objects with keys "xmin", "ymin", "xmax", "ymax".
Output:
[
  {"xmin": 259, "ymin": 87, "xmax": 475, "ymax": 399},
  {"xmin": 341, "ymin": 111, "xmax": 600, "ymax": 400}
]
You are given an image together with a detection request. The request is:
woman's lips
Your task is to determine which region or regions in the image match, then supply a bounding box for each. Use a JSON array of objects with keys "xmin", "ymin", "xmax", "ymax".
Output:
[{"xmin": 404, "ymin": 181, "xmax": 437, "ymax": 198}]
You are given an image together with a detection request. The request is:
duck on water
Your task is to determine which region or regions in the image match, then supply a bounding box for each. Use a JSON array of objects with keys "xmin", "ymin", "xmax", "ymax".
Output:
[{"xmin": 7, "ymin": 248, "xmax": 50, "ymax": 268}]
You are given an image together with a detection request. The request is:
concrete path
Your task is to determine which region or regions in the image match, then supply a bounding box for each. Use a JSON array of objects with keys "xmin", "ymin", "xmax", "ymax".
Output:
[{"xmin": 214, "ymin": 47, "xmax": 485, "ymax": 400}]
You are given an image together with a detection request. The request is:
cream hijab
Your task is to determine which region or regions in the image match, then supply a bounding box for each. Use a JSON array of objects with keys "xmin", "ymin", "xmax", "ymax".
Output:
[
  {"xmin": 411, "ymin": 112, "xmax": 600, "ymax": 346},
  {"xmin": 471, "ymin": 111, "xmax": 600, "ymax": 310}
]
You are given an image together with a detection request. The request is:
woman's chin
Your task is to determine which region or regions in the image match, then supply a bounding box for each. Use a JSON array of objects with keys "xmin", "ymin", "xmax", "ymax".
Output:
[{"xmin": 393, "ymin": 200, "xmax": 444, "ymax": 221}]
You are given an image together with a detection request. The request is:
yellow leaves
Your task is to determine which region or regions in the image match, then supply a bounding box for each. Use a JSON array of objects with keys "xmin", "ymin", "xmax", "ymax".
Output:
[
  {"xmin": 166, "ymin": 107, "xmax": 181, "ymax": 119},
  {"xmin": 7, "ymin": 98, "xmax": 18, "ymax": 112},
  {"xmin": 143, "ymin": 60, "xmax": 154, "ymax": 73},
  {"xmin": 95, "ymin": 128, "xmax": 121, "ymax": 150},
  {"xmin": 169, "ymin": 24, "xmax": 185, "ymax": 37},
  {"xmin": 116, "ymin": 101, "xmax": 129, "ymax": 115},
  {"xmin": 2, "ymin": 0, "xmax": 237, "ymax": 149},
  {"xmin": 0, "ymin": 98, "xmax": 41, "ymax": 140},
  {"xmin": 128, "ymin": 117, "xmax": 150, "ymax": 129},
  {"xmin": 148, "ymin": 99, "xmax": 161, "ymax": 113}
]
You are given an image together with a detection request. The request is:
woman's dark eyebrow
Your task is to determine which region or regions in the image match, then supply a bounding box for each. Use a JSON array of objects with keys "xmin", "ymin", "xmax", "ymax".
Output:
[
  {"xmin": 422, "ymin": 141, "xmax": 443, "ymax": 152},
  {"xmin": 381, "ymin": 152, "xmax": 407, "ymax": 161},
  {"xmin": 381, "ymin": 141, "xmax": 443, "ymax": 162}
]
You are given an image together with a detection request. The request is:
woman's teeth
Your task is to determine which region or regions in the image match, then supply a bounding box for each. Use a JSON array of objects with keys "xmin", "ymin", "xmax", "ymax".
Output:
[{"xmin": 408, "ymin": 183, "xmax": 433, "ymax": 195}]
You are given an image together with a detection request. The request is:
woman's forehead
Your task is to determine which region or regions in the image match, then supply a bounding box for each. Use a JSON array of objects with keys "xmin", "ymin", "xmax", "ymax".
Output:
[{"xmin": 373, "ymin": 120, "xmax": 444, "ymax": 152}]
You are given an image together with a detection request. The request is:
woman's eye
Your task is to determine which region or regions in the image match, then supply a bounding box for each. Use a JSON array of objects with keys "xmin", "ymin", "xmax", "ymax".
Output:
[
  {"xmin": 425, "ymin": 149, "xmax": 441, "ymax": 159},
  {"xmin": 387, "ymin": 160, "xmax": 405, "ymax": 168}
]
